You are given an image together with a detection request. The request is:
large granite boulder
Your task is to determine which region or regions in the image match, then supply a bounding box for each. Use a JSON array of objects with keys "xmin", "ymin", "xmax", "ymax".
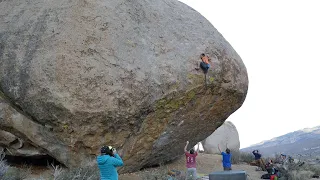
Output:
[
  {"xmin": 0, "ymin": 0, "xmax": 248, "ymax": 172},
  {"xmin": 0, "ymin": 98, "xmax": 54, "ymax": 157},
  {"xmin": 203, "ymin": 121, "xmax": 240, "ymax": 154}
]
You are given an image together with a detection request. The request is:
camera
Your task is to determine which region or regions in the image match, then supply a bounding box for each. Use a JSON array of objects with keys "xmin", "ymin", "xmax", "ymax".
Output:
[{"xmin": 108, "ymin": 146, "xmax": 116, "ymax": 151}]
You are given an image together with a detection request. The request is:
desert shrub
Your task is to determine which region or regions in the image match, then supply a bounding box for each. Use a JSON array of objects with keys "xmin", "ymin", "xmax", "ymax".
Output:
[
  {"xmin": 1, "ymin": 165, "xmax": 31, "ymax": 180},
  {"xmin": 52, "ymin": 165, "xmax": 99, "ymax": 180},
  {"xmin": 141, "ymin": 167, "xmax": 170, "ymax": 180},
  {"xmin": 231, "ymin": 149, "xmax": 240, "ymax": 164},
  {"xmin": 277, "ymin": 161, "xmax": 320, "ymax": 180},
  {"xmin": 239, "ymin": 151, "xmax": 254, "ymax": 163},
  {"xmin": 0, "ymin": 152, "xmax": 9, "ymax": 178},
  {"xmin": 308, "ymin": 164, "xmax": 320, "ymax": 176},
  {"xmin": 1, "ymin": 152, "xmax": 31, "ymax": 180},
  {"xmin": 287, "ymin": 170, "xmax": 314, "ymax": 180}
]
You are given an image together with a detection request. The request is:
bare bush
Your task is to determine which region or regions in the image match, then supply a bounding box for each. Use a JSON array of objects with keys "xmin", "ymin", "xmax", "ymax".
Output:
[
  {"xmin": 51, "ymin": 164, "xmax": 63, "ymax": 179},
  {"xmin": 231, "ymin": 149, "xmax": 240, "ymax": 164},
  {"xmin": 1, "ymin": 165, "xmax": 31, "ymax": 180},
  {"xmin": 0, "ymin": 152, "xmax": 9, "ymax": 178},
  {"xmin": 277, "ymin": 161, "xmax": 320, "ymax": 180},
  {"xmin": 239, "ymin": 151, "xmax": 254, "ymax": 163},
  {"xmin": 53, "ymin": 165, "xmax": 99, "ymax": 180},
  {"xmin": 287, "ymin": 170, "xmax": 314, "ymax": 180},
  {"xmin": 310, "ymin": 164, "xmax": 320, "ymax": 176},
  {"xmin": 1, "ymin": 152, "xmax": 32, "ymax": 180}
]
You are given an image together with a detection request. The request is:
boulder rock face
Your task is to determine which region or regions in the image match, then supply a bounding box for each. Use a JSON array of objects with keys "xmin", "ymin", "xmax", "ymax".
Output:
[
  {"xmin": 0, "ymin": 0, "xmax": 248, "ymax": 172},
  {"xmin": 202, "ymin": 121, "xmax": 240, "ymax": 154},
  {"xmin": 0, "ymin": 98, "xmax": 57, "ymax": 157}
]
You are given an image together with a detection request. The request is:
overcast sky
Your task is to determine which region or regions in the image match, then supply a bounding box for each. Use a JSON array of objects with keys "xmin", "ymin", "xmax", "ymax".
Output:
[{"xmin": 178, "ymin": 0, "xmax": 320, "ymax": 148}]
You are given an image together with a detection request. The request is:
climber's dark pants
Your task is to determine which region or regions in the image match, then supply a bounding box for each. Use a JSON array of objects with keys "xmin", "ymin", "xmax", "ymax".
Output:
[{"xmin": 200, "ymin": 62, "xmax": 210, "ymax": 74}]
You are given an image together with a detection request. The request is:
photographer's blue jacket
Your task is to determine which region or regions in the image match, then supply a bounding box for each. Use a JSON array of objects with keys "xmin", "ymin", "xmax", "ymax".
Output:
[{"xmin": 97, "ymin": 154, "xmax": 123, "ymax": 180}]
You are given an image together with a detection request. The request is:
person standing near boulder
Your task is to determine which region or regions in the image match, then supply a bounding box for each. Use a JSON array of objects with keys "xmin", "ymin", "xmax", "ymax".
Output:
[
  {"xmin": 97, "ymin": 146, "xmax": 124, "ymax": 180},
  {"xmin": 218, "ymin": 144, "xmax": 232, "ymax": 171},
  {"xmin": 184, "ymin": 141, "xmax": 199, "ymax": 180}
]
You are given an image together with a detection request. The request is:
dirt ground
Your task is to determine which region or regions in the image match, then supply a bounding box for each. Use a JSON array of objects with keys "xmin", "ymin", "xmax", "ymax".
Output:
[
  {"xmin": 119, "ymin": 153, "xmax": 266, "ymax": 180},
  {"xmin": 27, "ymin": 153, "xmax": 320, "ymax": 180},
  {"xmin": 24, "ymin": 153, "xmax": 265, "ymax": 179},
  {"xmin": 21, "ymin": 153, "xmax": 319, "ymax": 180}
]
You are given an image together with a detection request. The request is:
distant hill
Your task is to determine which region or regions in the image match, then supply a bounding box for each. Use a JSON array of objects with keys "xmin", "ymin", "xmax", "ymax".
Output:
[{"xmin": 241, "ymin": 126, "xmax": 320, "ymax": 158}]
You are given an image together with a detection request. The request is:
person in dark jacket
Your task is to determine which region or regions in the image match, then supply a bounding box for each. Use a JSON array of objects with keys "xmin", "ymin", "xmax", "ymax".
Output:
[
  {"xmin": 252, "ymin": 150, "xmax": 262, "ymax": 160},
  {"xmin": 250, "ymin": 150, "xmax": 266, "ymax": 171},
  {"xmin": 97, "ymin": 146, "xmax": 124, "ymax": 180},
  {"xmin": 195, "ymin": 54, "xmax": 211, "ymax": 73},
  {"xmin": 199, "ymin": 53, "xmax": 211, "ymax": 74}
]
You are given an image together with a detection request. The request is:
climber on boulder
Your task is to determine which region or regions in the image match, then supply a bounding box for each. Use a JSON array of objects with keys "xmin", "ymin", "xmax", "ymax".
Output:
[{"xmin": 196, "ymin": 53, "xmax": 211, "ymax": 74}]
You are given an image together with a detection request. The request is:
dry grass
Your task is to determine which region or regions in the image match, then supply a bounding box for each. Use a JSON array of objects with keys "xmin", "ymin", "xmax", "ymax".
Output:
[
  {"xmin": 288, "ymin": 170, "xmax": 314, "ymax": 180},
  {"xmin": 49, "ymin": 164, "xmax": 99, "ymax": 180},
  {"xmin": 1, "ymin": 165, "xmax": 31, "ymax": 180},
  {"xmin": 0, "ymin": 152, "xmax": 32, "ymax": 180},
  {"xmin": 1, "ymin": 153, "xmax": 99, "ymax": 180},
  {"xmin": 0, "ymin": 152, "xmax": 9, "ymax": 178}
]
